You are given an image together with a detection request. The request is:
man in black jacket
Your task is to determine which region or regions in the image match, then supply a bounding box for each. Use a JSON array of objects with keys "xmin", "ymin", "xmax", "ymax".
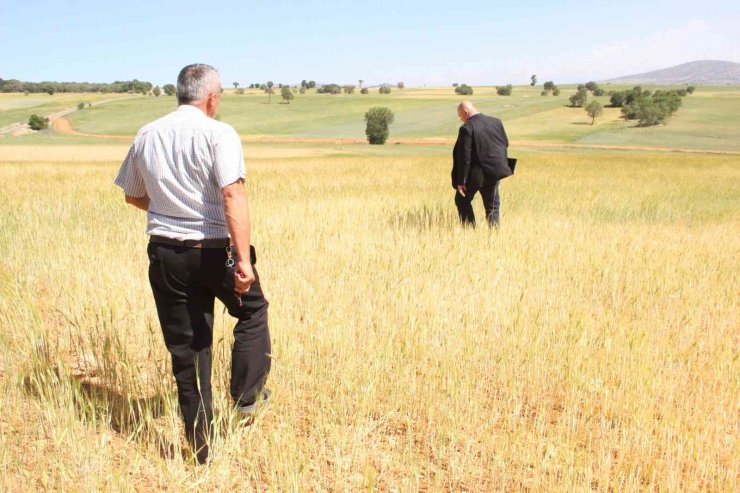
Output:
[{"xmin": 451, "ymin": 101, "xmax": 511, "ymax": 227}]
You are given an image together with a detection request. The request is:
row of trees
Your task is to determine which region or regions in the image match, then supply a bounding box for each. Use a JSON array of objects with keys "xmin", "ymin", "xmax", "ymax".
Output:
[
  {"xmin": 568, "ymin": 84, "xmax": 691, "ymax": 126},
  {"xmin": 0, "ymin": 78, "xmax": 156, "ymax": 95}
]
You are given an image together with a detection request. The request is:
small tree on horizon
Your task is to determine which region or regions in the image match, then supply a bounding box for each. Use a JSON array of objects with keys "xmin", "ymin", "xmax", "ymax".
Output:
[
  {"xmin": 360, "ymin": 88, "xmax": 369, "ymax": 94},
  {"xmin": 163, "ymin": 84, "xmax": 175, "ymax": 96},
  {"xmin": 365, "ymin": 106, "xmax": 394, "ymax": 145},
  {"xmin": 153, "ymin": 86, "xmax": 161, "ymax": 97},
  {"xmin": 281, "ymin": 86, "xmax": 294, "ymax": 104},
  {"xmin": 264, "ymin": 86, "xmax": 275, "ymax": 103},
  {"xmin": 233, "ymin": 82, "xmax": 239, "ymax": 89},
  {"xmin": 379, "ymin": 85, "xmax": 392, "ymax": 94},
  {"xmin": 585, "ymin": 101, "xmax": 603, "ymax": 125},
  {"xmin": 455, "ymin": 84, "xmax": 473, "ymax": 95},
  {"xmin": 530, "ymin": 75, "xmax": 537, "ymax": 86},
  {"xmin": 496, "ymin": 84, "xmax": 513, "ymax": 96},
  {"xmin": 569, "ymin": 88, "xmax": 588, "ymax": 107},
  {"xmin": 397, "ymin": 81, "xmax": 405, "ymax": 89}
]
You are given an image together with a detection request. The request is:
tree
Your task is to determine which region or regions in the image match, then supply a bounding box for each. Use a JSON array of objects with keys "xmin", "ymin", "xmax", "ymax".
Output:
[
  {"xmin": 299, "ymin": 86, "xmax": 306, "ymax": 94},
  {"xmin": 358, "ymin": 79, "xmax": 364, "ymax": 88},
  {"xmin": 585, "ymin": 101, "xmax": 603, "ymax": 125},
  {"xmin": 264, "ymin": 86, "xmax": 274, "ymax": 103},
  {"xmin": 452, "ymin": 82, "xmax": 459, "ymax": 87},
  {"xmin": 496, "ymin": 84, "xmax": 513, "ymax": 96},
  {"xmin": 153, "ymin": 86, "xmax": 161, "ymax": 97},
  {"xmin": 455, "ymin": 84, "xmax": 473, "ymax": 95},
  {"xmin": 569, "ymin": 88, "xmax": 588, "ymax": 107},
  {"xmin": 317, "ymin": 84, "xmax": 342, "ymax": 94},
  {"xmin": 266, "ymin": 81, "xmax": 274, "ymax": 89},
  {"xmin": 360, "ymin": 88, "xmax": 369, "ymax": 94},
  {"xmin": 281, "ymin": 86, "xmax": 294, "ymax": 104},
  {"xmin": 530, "ymin": 75, "xmax": 537, "ymax": 86},
  {"xmin": 379, "ymin": 85, "xmax": 392, "ymax": 94},
  {"xmin": 552, "ymin": 87, "xmax": 561, "ymax": 96},
  {"xmin": 397, "ymin": 82, "xmax": 405, "ymax": 89},
  {"xmin": 609, "ymin": 92, "xmax": 626, "ymax": 107},
  {"xmin": 543, "ymin": 81, "xmax": 555, "ymax": 91},
  {"xmin": 686, "ymin": 85, "xmax": 695, "ymax": 94},
  {"xmin": 343, "ymin": 85, "xmax": 356, "ymax": 94},
  {"xmin": 593, "ymin": 88, "xmax": 606, "ymax": 97},
  {"xmin": 233, "ymin": 82, "xmax": 239, "ymax": 89},
  {"xmin": 365, "ymin": 106, "xmax": 394, "ymax": 145},
  {"xmin": 28, "ymin": 114, "xmax": 48, "ymax": 130},
  {"xmin": 163, "ymin": 84, "xmax": 176, "ymax": 96},
  {"xmin": 585, "ymin": 81, "xmax": 598, "ymax": 92},
  {"xmin": 307, "ymin": 80, "xmax": 316, "ymax": 89}
]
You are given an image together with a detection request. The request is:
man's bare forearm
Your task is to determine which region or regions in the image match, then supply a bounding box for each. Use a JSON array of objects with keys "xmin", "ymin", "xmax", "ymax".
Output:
[
  {"xmin": 223, "ymin": 181, "xmax": 251, "ymax": 262},
  {"xmin": 125, "ymin": 194, "xmax": 150, "ymax": 211}
]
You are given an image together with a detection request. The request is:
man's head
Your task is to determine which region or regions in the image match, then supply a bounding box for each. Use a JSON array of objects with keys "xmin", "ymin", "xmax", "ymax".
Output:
[
  {"xmin": 177, "ymin": 64, "xmax": 222, "ymax": 117},
  {"xmin": 457, "ymin": 101, "xmax": 479, "ymax": 123}
]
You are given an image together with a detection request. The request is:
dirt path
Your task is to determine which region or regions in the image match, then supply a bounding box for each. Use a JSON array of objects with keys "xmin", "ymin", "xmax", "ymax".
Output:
[{"xmin": 35, "ymin": 116, "xmax": 740, "ymax": 156}]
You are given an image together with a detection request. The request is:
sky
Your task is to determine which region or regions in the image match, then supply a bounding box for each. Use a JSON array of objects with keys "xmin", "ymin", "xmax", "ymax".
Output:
[{"xmin": 1, "ymin": 0, "xmax": 738, "ymax": 87}]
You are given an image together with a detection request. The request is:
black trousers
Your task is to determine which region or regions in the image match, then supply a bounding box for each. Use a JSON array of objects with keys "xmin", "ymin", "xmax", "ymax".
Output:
[
  {"xmin": 455, "ymin": 177, "xmax": 501, "ymax": 227},
  {"xmin": 147, "ymin": 241, "xmax": 271, "ymax": 456}
]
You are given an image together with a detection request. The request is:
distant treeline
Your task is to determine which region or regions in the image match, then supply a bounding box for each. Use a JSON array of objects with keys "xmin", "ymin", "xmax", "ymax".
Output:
[{"xmin": 0, "ymin": 78, "xmax": 155, "ymax": 95}]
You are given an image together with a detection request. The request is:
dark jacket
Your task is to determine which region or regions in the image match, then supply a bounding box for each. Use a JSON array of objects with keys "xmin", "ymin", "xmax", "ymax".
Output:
[{"xmin": 451, "ymin": 113, "xmax": 510, "ymax": 188}]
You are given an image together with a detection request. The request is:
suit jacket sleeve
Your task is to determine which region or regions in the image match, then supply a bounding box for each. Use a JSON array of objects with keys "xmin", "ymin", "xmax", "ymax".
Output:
[{"xmin": 455, "ymin": 125, "xmax": 472, "ymax": 186}]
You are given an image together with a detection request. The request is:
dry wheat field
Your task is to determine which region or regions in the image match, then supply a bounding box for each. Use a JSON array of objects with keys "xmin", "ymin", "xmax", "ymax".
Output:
[{"xmin": 0, "ymin": 145, "xmax": 738, "ymax": 492}]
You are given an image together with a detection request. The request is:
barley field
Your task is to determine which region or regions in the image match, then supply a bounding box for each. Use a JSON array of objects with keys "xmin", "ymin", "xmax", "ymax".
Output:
[{"xmin": 0, "ymin": 144, "xmax": 737, "ymax": 491}]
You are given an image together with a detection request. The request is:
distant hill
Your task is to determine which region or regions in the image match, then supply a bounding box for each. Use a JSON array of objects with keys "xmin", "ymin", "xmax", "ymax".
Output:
[{"xmin": 604, "ymin": 60, "xmax": 740, "ymax": 85}]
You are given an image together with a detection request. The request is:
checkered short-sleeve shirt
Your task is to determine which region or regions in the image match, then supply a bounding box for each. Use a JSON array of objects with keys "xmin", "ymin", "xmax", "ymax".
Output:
[{"xmin": 114, "ymin": 105, "xmax": 245, "ymax": 240}]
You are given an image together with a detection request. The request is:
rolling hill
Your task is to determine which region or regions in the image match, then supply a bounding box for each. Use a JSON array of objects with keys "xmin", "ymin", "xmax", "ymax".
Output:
[{"xmin": 605, "ymin": 60, "xmax": 740, "ymax": 85}]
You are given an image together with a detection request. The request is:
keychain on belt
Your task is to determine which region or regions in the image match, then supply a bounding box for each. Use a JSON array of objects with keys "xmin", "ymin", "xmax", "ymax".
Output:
[{"xmin": 225, "ymin": 245, "xmax": 245, "ymax": 307}]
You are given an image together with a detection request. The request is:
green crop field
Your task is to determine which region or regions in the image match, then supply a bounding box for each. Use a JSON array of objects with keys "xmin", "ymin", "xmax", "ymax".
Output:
[{"xmin": 0, "ymin": 85, "xmax": 723, "ymax": 152}]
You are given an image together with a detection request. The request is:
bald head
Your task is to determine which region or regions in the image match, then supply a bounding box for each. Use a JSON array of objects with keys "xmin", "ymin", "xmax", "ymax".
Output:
[{"xmin": 457, "ymin": 101, "xmax": 479, "ymax": 123}]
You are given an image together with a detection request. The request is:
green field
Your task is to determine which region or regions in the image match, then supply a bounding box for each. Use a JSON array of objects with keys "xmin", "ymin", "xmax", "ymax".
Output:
[{"xmin": 2, "ymin": 85, "xmax": 736, "ymax": 152}]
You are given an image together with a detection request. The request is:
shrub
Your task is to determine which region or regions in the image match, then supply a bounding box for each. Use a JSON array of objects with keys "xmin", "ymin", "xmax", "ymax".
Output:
[
  {"xmin": 343, "ymin": 85, "xmax": 356, "ymax": 94},
  {"xmin": 397, "ymin": 82, "xmax": 405, "ymax": 89},
  {"xmin": 317, "ymin": 84, "xmax": 342, "ymax": 94},
  {"xmin": 153, "ymin": 86, "xmax": 161, "ymax": 97},
  {"xmin": 455, "ymin": 84, "xmax": 473, "ymax": 95},
  {"xmin": 686, "ymin": 85, "xmax": 695, "ymax": 94},
  {"xmin": 365, "ymin": 106, "xmax": 394, "ymax": 145},
  {"xmin": 452, "ymin": 83, "xmax": 459, "ymax": 87},
  {"xmin": 163, "ymin": 84, "xmax": 176, "ymax": 96},
  {"xmin": 28, "ymin": 114, "xmax": 48, "ymax": 130},
  {"xmin": 235, "ymin": 88, "xmax": 245, "ymax": 95},
  {"xmin": 299, "ymin": 86, "xmax": 306, "ymax": 94},
  {"xmin": 541, "ymin": 90, "xmax": 549, "ymax": 96},
  {"xmin": 569, "ymin": 88, "xmax": 588, "ymax": 107},
  {"xmin": 496, "ymin": 84, "xmax": 514, "ymax": 96},
  {"xmin": 593, "ymin": 88, "xmax": 607, "ymax": 97},
  {"xmin": 379, "ymin": 86, "xmax": 392, "ymax": 95},
  {"xmin": 609, "ymin": 92, "xmax": 626, "ymax": 107},
  {"xmin": 552, "ymin": 87, "xmax": 561, "ymax": 96},
  {"xmin": 77, "ymin": 102, "xmax": 85, "ymax": 110},
  {"xmin": 360, "ymin": 88, "xmax": 369, "ymax": 94},
  {"xmin": 496, "ymin": 84, "xmax": 513, "ymax": 96}
]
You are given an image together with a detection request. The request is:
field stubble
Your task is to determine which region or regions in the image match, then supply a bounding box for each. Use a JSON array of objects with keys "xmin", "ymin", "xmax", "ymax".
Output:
[{"xmin": 0, "ymin": 149, "xmax": 738, "ymax": 491}]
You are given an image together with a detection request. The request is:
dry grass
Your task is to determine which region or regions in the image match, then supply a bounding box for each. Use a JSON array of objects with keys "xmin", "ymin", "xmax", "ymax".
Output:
[{"xmin": 0, "ymin": 149, "xmax": 738, "ymax": 492}]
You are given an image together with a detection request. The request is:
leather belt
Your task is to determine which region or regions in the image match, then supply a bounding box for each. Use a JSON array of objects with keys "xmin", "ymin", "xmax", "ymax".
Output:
[{"xmin": 149, "ymin": 235, "xmax": 230, "ymax": 249}]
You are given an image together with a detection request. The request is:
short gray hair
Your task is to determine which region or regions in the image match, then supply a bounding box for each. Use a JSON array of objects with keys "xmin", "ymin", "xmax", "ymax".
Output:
[{"xmin": 176, "ymin": 64, "xmax": 221, "ymax": 104}]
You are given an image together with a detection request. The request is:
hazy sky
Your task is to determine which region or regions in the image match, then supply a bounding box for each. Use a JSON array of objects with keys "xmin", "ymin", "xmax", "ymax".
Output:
[{"xmin": 1, "ymin": 0, "xmax": 738, "ymax": 86}]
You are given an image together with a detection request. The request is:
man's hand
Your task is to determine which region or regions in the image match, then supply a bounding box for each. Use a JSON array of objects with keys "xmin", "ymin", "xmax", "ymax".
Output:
[
  {"xmin": 235, "ymin": 260, "xmax": 255, "ymax": 294},
  {"xmin": 457, "ymin": 185, "xmax": 467, "ymax": 197}
]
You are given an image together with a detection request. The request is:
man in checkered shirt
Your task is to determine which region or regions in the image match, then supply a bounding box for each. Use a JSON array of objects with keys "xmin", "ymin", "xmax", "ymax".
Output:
[{"xmin": 115, "ymin": 64, "xmax": 271, "ymax": 463}]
